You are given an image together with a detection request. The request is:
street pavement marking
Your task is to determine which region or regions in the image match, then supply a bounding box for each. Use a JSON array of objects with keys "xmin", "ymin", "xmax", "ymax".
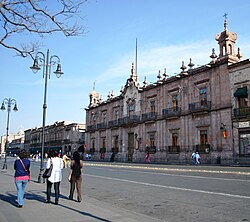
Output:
[
  {"xmin": 117, "ymin": 169, "xmax": 250, "ymax": 182},
  {"xmin": 83, "ymin": 163, "xmax": 250, "ymax": 176},
  {"xmin": 85, "ymin": 174, "xmax": 250, "ymax": 199}
]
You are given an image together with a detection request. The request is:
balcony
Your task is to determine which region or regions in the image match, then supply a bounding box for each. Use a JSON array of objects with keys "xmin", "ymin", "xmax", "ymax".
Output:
[
  {"xmin": 141, "ymin": 112, "xmax": 158, "ymax": 122},
  {"xmin": 118, "ymin": 115, "xmax": 140, "ymax": 126},
  {"xmin": 233, "ymin": 107, "xmax": 250, "ymax": 118},
  {"xmin": 108, "ymin": 120, "xmax": 119, "ymax": 128},
  {"xmin": 96, "ymin": 122, "xmax": 107, "ymax": 130},
  {"xmin": 162, "ymin": 107, "xmax": 181, "ymax": 118},
  {"xmin": 189, "ymin": 100, "xmax": 211, "ymax": 113},
  {"xmin": 168, "ymin": 145, "xmax": 180, "ymax": 153},
  {"xmin": 87, "ymin": 125, "xmax": 96, "ymax": 132},
  {"xmin": 195, "ymin": 144, "xmax": 210, "ymax": 153},
  {"xmin": 146, "ymin": 146, "xmax": 156, "ymax": 154}
]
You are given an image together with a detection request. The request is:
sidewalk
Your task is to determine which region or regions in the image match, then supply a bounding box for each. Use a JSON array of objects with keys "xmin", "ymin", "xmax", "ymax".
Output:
[{"xmin": 0, "ymin": 166, "xmax": 162, "ymax": 222}]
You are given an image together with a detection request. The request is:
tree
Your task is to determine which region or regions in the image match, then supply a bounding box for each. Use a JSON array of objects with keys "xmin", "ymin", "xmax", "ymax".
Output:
[{"xmin": 0, "ymin": 0, "xmax": 88, "ymax": 57}]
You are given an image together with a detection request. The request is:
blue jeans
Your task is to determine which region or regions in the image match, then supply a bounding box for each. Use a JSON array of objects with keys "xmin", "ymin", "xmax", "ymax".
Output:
[{"xmin": 15, "ymin": 180, "xmax": 28, "ymax": 206}]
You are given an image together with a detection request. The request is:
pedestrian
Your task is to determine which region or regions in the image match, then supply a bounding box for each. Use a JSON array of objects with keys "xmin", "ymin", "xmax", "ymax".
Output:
[
  {"xmin": 110, "ymin": 151, "xmax": 115, "ymax": 162},
  {"xmin": 195, "ymin": 152, "xmax": 200, "ymax": 164},
  {"xmin": 14, "ymin": 149, "xmax": 30, "ymax": 208},
  {"xmin": 44, "ymin": 150, "xmax": 63, "ymax": 205},
  {"xmin": 191, "ymin": 151, "xmax": 196, "ymax": 164},
  {"xmin": 62, "ymin": 153, "xmax": 70, "ymax": 168},
  {"xmin": 145, "ymin": 151, "xmax": 151, "ymax": 163},
  {"xmin": 68, "ymin": 151, "xmax": 83, "ymax": 202}
]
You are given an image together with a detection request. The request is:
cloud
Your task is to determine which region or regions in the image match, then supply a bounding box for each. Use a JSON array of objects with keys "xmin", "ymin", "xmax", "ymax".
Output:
[
  {"xmin": 91, "ymin": 38, "xmax": 250, "ymax": 98},
  {"xmin": 92, "ymin": 40, "xmax": 214, "ymax": 95}
]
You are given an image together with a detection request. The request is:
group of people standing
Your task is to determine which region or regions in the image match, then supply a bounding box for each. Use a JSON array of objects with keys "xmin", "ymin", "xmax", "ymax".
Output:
[{"xmin": 14, "ymin": 149, "xmax": 83, "ymax": 208}]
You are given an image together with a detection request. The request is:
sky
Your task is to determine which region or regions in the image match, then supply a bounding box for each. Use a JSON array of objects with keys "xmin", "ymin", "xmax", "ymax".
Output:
[{"xmin": 1, "ymin": 0, "xmax": 250, "ymax": 137}]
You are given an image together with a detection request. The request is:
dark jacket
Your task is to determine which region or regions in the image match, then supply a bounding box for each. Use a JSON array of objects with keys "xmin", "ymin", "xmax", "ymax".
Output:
[{"xmin": 14, "ymin": 158, "xmax": 30, "ymax": 177}]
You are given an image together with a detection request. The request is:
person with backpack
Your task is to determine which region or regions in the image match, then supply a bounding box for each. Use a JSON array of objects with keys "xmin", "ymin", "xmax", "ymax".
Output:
[{"xmin": 68, "ymin": 151, "xmax": 83, "ymax": 202}]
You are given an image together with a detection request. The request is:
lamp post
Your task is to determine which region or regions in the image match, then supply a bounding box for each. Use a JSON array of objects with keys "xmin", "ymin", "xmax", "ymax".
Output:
[
  {"xmin": 30, "ymin": 49, "xmax": 63, "ymax": 183},
  {"xmin": 1, "ymin": 98, "xmax": 18, "ymax": 169}
]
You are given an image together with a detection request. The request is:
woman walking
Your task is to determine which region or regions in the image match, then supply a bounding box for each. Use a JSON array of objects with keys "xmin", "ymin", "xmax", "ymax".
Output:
[
  {"xmin": 45, "ymin": 150, "xmax": 63, "ymax": 205},
  {"xmin": 68, "ymin": 151, "xmax": 83, "ymax": 202},
  {"xmin": 14, "ymin": 149, "xmax": 30, "ymax": 208}
]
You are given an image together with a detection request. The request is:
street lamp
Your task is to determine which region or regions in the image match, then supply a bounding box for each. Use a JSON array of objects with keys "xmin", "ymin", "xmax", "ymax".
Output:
[
  {"xmin": 30, "ymin": 49, "xmax": 63, "ymax": 183},
  {"xmin": 1, "ymin": 98, "xmax": 18, "ymax": 169}
]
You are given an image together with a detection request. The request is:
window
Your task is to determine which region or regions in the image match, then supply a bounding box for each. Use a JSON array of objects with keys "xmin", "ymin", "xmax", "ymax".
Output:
[
  {"xmin": 91, "ymin": 140, "xmax": 95, "ymax": 149},
  {"xmin": 127, "ymin": 99, "xmax": 135, "ymax": 117},
  {"xmin": 102, "ymin": 112, "xmax": 107, "ymax": 122},
  {"xmin": 114, "ymin": 136, "xmax": 119, "ymax": 149},
  {"xmin": 92, "ymin": 112, "xmax": 97, "ymax": 122},
  {"xmin": 200, "ymin": 130, "xmax": 208, "ymax": 145},
  {"xmin": 199, "ymin": 87, "xmax": 207, "ymax": 105},
  {"xmin": 238, "ymin": 97, "xmax": 248, "ymax": 108},
  {"xmin": 114, "ymin": 110, "xmax": 119, "ymax": 120},
  {"xmin": 172, "ymin": 95, "xmax": 178, "ymax": 108},
  {"xmin": 102, "ymin": 137, "xmax": 106, "ymax": 148},
  {"xmin": 172, "ymin": 133, "xmax": 178, "ymax": 146},
  {"xmin": 150, "ymin": 100, "xmax": 155, "ymax": 113},
  {"xmin": 239, "ymin": 133, "xmax": 250, "ymax": 156},
  {"xmin": 149, "ymin": 134, "xmax": 155, "ymax": 147}
]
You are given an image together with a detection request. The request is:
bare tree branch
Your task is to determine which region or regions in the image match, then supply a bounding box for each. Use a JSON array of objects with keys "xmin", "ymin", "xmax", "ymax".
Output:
[{"xmin": 0, "ymin": 0, "xmax": 88, "ymax": 57}]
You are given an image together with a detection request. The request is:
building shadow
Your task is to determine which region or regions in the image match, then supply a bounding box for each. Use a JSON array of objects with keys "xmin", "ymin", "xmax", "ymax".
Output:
[
  {"xmin": 0, "ymin": 190, "xmax": 46, "ymax": 207},
  {"xmin": 58, "ymin": 203, "xmax": 112, "ymax": 222}
]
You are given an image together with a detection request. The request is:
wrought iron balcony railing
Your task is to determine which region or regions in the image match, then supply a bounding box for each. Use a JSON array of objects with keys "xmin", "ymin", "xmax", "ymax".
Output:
[
  {"xmin": 162, "ymin": 107, "xmax": 181, "ymax": 118},
  {"xmin": 118, "ymin": 115, "xmax": 140, "ymax": 126},
  {"xmin": 195, "ymin": 144, "xmax": 210, "ymax": 153},
  {"xmin": 108, "ymin": 120, "xmax": 119, "ymax": 128},
  {"xmin": 233, "ymin": 107, "xmax": 250, "ymax": 118},
  {"xmin": 189, "ymin": 100, "xmax": 211, "ymax": 112},
  {"xmin": 141, "ymin": 112, "xmax": 158, "ymax": 122},
  {"xmin": 96, "ymin": 122, "xmax": 107, "ymax": 130},
  {"xmin": 146, "ymin": 146, "xmax": 156, "ymax": 154},
  {"xmin": 87, "ymin": 125, "xmax": 96, "ymax": 131}
]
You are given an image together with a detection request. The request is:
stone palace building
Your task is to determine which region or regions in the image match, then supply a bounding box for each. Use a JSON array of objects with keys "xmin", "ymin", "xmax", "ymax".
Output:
[{"xmin": 85, "ymin": 18, "xmax": 250, "ymax": 165}]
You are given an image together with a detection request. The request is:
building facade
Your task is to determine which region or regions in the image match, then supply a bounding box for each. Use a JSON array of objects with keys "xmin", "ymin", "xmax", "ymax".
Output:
[
  {"xmin": 24, "ymin": 121, "xmax": 85, "ymax": 156},
  {"xmin": 229, "ymin": 60, "xmax": 250, "ymax": 164},
  {"xmin": 0, "ymin": 128, "xmax": 24, "ymax": 155},
  {"xmin": 85, "ymin": 19, "xmax": 249, "ymax": 165}
]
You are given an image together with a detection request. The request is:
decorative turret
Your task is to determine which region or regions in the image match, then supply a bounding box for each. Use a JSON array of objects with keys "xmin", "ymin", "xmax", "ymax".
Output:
[
  {"xmin": 88, "ymin": 81, "xmax": 101, "ymax": 108},
  {"xmin": 143, "ymin": 76, "xmax": 148, "ymax": 87},
  {"xmin": 163, "ymin": 68, "xmax": 168, "ymax": 80},
  {"xmin": 210, "ymin": 48, "xmax": 217, "ymax": 63},
  {"xmin": 215, "ymin": 14, "xmax": 240, "ymax": 63},
  {"xmin": 188, "ymin": 58, "xmax": 194, "ymax": 70},
  {"xmin": 127, "ymin": 62, "xmax": 140, "ymax": 88},
  {"xmin": 157, "ymin": 70, "xmax": 162, "ymax": 80}
]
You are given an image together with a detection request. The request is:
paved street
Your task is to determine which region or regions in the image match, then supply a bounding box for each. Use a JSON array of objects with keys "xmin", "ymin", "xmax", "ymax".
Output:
[
  {"xmin": 83, "ymin": 162, "xmax": 250, "ymax": 222},
  {"xmin": 0, "ymin": 158, "xmax": 250, "ymax": 222}
]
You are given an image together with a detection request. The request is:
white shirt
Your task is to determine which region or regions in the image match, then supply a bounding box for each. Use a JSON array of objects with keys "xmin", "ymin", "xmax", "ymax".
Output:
[{"xmin": 46, "ymin": 157, "xmax": 63, "ymax": 183}]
